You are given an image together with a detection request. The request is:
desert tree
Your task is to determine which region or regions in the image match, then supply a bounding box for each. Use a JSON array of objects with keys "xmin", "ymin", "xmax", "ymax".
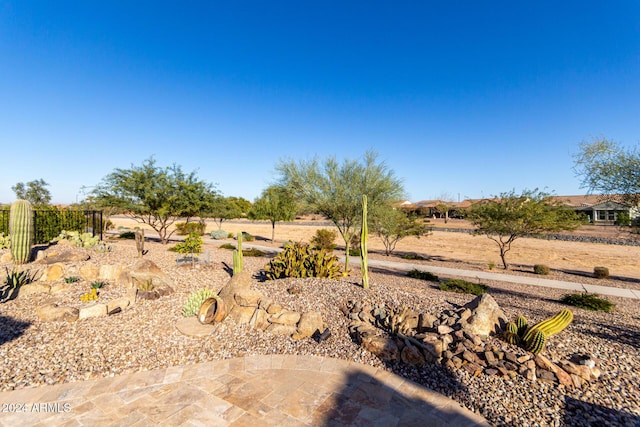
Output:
[
  {"xmin": 92, "ymin": 158, "xmax": 218, "ymax": 244},
  {"xmin": 12, "ymin": 179, "xmax": 51, "ymax": 206},
  {"xmin": 574, "ymin": 136, "xmax": 640, "ymax": 206},
  {"xmin": 276, "ymin": 150, "xmax": 405, "ymax": 274},
  {"xmin": 248, "ymin": 185, "xmax": 297, "ymax": 243},
  {"xmin": 371, "ymin": 204, "xmax": 431, "ymax": 256},
  {"xmin": 467, "ymin": 188, "xmax": 583, "ymax": 269},
  {"xmin": 434, "ymin": 192, "xmax": 457, "ymax": 223},
  {"xmin": 206, "ymin": 196, "xmax": 249, "ymax": 230}
]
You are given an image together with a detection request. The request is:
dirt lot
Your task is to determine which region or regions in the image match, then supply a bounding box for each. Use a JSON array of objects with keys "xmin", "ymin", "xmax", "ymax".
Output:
[{"xmin": 109, "ymin": 216, "xmax": 640, "ymax": 284}]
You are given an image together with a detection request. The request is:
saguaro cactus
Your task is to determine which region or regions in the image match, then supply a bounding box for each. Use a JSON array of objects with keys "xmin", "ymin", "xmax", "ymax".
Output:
[
  {"xmin": 233, "ymin": 232, "xmax": 244, "ymax": 275},
  {"xmin": 360, "ymin": 195, "xmax": 369, "ymax": 289},
  {"xmin": 9, "ymin": 199, "xmax": 34, "ymax": 264}
]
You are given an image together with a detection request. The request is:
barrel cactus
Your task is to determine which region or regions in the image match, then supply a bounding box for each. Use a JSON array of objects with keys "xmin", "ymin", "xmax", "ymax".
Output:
[
  {"xmin": 503, "ymin": 309, "xmax": 573, "ymax": 355},
  {"xmin": 9, "ymin": 200, "xmax": 34, "ymax": 264}
]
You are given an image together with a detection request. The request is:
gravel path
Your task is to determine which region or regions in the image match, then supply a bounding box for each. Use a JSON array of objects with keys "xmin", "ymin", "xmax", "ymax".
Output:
[{"xmin": 1, "ymin": 239, "xmax": 639, "ymax": 426}]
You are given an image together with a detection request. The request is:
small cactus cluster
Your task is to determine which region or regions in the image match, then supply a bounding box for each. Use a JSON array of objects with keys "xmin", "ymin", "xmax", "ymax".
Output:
[
  {"xmin": 54, "ymin": 230, "xmax": 100, "ymax": 248},
  {"xmin": 503, "ymin": 309, "xmax": 573, "ymax": 354},
  {"xmin": 182, "ymin": 288, "xmax": 217, "ymax": 317}
]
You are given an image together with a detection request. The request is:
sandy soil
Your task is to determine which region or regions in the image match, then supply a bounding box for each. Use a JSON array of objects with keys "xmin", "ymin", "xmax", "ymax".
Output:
[{"xmin": 109, "ymin": 216, "xmax": 640, "ymax": 283}]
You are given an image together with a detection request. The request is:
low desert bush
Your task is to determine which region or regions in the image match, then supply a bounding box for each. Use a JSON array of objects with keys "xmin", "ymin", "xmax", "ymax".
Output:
[
  {"xmin": 533, "ymin": 264, "xmax": 550, "ymax": 275},
  {"xmin": 310, "ymin": 229, "xmax": 337, "ymax": 252},
  {"xmin": 593, "ymin": 266, "xmax": 610, "ymax": 279},
  {"xmin": 118, "ymin": 231, "xmax": 136, "ymax": 239},
  {"xmin": 175, "ymin": 222, "xmax": 206, "ymax": 236},
  {"xmin": 407, "ymin": 269, "xmax": 439, "ymax": 282},
  {"xmin": 219, "ymin": 243, "xmax": 235, "ymax": 250},
  {"xmin": 210, "ymin": 229, "xmax": 228, "ymax": 240},
  {"xmin": 402, "ymin": 252, "xmax": 426, "ymax": 260},
  {"xmin": 560, "ymin": 292, "xmax": 615, "ymax": 312},
  {"xmin": 242, "ymin": 248, "xmax": 266, "ymax": 257},
  {"xmin": 439, "ymin": 279, "xmax": 488, "ymax": 296}
]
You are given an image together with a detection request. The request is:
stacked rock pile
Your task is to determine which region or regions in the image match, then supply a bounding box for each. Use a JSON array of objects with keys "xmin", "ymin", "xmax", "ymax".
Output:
[
  {"xmin": 189, "ymin": 271, "xmax": 326, "ymax": 340},
  {"xmin": 344, "ymin": 294, "xmax": 601, "ymax": 389}
]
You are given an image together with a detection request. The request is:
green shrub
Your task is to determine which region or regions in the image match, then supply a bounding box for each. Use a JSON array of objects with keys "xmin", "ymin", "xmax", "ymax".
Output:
[
  {"xmin": 265, "ymin": 242, "xmax": 342, "ymax": 280},
  {"xmin": 119, "ymin": 231, "xmax": 136, "ymax": 239},
  {"xmin": 65, "ymin": 276, "xmax": 80, "ymax": 284},
  {"xmin": 401, "ymin": 252, "xmax": 426, "ymax": 261},
  {"xmin": 243, "ymin": 248, "xmax": 266, "ymax": 257},
  {"xmin": 407, "ymin": 269, "xmax": 439, "ymax": 282},
  {"xmin": 560, "ymin": 292, "xmax": 615, "ymax": 312},
  {"xmin": 239, "ymin": 231, "xmax": 254, "ymax": 242},
  {"xmin": 615, "ymin": 212, "xmax": 630, "ymax": 226},
  {"xmin": 593, "ymin": 266, "xmax": 610, "ymax": 279},
  {"xmin": 310, "ymin": 229, "xmax": 337, "ymax": 252},
  {"xmin": 175, "ymin": 221, "xmax": 206, "ymax": 236},
  {"xmin": 210, "ymin": 229, "xmax": 228, "ymax": 240},
  {"xmin": 174, "ymin": 232, "xmax": 204, "ymax": 267},
  {"xmin": 182, "ymin": 288, "xmax": 217, "ymax": 317},
  {"xmin": 439, "ymin": 279, "xmax": 488, "ymax": 296},
  {"xmin": 533, "ymin": 264, "xmax": 550, "ymax": 275},
  {"xmin": 348, "ymin": 248, "xmax": 361, "ymax": 257},
  {"xmin": 219, "ymin": 243, "xmax": 235, "ymax": 250}
]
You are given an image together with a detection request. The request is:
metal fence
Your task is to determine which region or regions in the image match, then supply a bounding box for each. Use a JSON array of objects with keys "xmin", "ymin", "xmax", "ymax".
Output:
[{"xmin": 0, "ymin": 209, "xmax": 102, "ymax": 244}]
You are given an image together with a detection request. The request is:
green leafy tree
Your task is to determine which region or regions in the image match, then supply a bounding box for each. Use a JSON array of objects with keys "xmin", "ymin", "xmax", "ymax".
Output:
[
  {"xmin": 174, "ymin": 232, "xmax": 203, "ymax": 268},
  {"xmin": 206, "ymin": 196, "xmax": 246, "ymax": 230},
  {"xmin": 248, "ymin": 185, "xmax": 297, "ymax": 243},
  {"xmin": 371, "ymin": 205, "xmax": 431, "ymax": 256},
  {"xmin": 434, "ymin": 193, "xmax": 457, "ymax": 223},
  {"xmin": 574, "ymin": 136, "xmax": 640, "ymax": 206},
  {"xmin": 276, "ymin": 150, "xmax": 405, "ymax": 274},
  {"xmin": 92, "ymin": 158, "xmax": 218, "ymax": 244},
  {"xmin": 12, "ymin": 179, "xmax": 51, "ymax": 206},
  {"xmin": 467, "ymin": 189, "xmax": 583, "ymax": 269}
]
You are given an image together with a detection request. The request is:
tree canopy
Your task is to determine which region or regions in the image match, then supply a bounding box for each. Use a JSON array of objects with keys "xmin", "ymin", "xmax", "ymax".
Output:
[
  {"xmin": 371, "ymin": 205, "xmax": 431, "ymax": 256},
  {"xmin": 12, "ymin": 179, "xmax": 51, "ymax": 206},
  {"xmin": 467, "ymin": 189, "xmax": 583, "ymax": 269},
  {"xmin": 206, "ymin": 196, "xmax": 250, "ymax": 229},
  {"xmin": 574, "ymin": 136, "xmax": 640, "ymax": 206},
  {"xmin": 276, "ymin": 150, "xmax": 405, "ymax": 273},
  {"xmin": 248, "ymin": 185, "xmax": 297, "ymax": 242},
  {"xmin": 92, "ymin": 158, "xmax": 218, "ymax": 244}
]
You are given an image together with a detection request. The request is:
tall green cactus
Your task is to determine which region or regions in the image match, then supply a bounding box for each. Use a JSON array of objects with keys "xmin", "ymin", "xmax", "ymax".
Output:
[
  {"xmin": 233, "ymin": 232, "xmax": 244, "ymax": 274},
  {"xmin": 360, "ymin": 195, "xmax": 369, "ymax": 289},
  {"xmin": 9, "ymin": 200, "xmax": 34, "ymax": 264}
]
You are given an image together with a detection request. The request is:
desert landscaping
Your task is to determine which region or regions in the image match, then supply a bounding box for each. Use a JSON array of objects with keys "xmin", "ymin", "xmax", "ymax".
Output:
[{"xmin": 0, "ymin": 217, "xmax": 639, "ymax": 426}]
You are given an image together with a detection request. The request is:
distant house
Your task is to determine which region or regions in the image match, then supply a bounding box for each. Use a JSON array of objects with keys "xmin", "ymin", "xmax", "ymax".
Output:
[
  {"xmin": 552, "ymin": 195, "xmax": 637, "ymax": 224},
  {"xmin": 403, "ymin": 194, "xmax": 638, "ymax": 225}
]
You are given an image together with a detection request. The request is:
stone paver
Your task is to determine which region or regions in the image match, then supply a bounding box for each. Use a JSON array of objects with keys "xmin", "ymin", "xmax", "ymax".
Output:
[{"xmin": 0, "ymin": 355, "xmax": 489, "ymax": 426}]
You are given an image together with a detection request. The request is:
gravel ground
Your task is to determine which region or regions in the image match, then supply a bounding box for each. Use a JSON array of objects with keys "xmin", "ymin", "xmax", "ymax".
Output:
[{"xmin": 1, "ymin": 239, "xmax": 639, "ymax": 427}]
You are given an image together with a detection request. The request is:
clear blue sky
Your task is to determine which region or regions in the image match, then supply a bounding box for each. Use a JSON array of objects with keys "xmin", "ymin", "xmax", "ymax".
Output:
[{"xmin": 1, "ymin": 1, "xmax": 639, "ymax": 204}]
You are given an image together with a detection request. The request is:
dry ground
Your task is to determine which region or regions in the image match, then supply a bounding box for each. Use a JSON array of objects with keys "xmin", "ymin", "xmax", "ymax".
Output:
[{"xmin": 110, "ymin": 216, "xmax": 640, "ymax": 286}]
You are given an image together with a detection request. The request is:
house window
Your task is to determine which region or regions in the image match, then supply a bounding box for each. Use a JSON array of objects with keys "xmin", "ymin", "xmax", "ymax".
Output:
[
  {"xmin": 608, "ymin": 211, "xmax": 615, "ymax": 221},
  {"xmin": 597, "ymin": 210, "xmax": 606, "ymax": 220}
]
